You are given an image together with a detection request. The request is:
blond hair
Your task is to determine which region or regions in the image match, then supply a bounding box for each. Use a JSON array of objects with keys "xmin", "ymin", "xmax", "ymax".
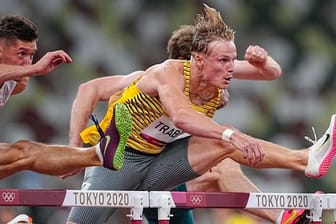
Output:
[{"xmin": 192, "ymin": 4, "xmax": 235, "ymax": 54}]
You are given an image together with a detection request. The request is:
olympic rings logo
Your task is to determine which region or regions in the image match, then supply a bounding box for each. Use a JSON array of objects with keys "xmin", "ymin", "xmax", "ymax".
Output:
[
  {"xmin": 189, "ymin": 194, "xmax": 203, "ymax": 205},
  {"xmin": 2, "ymin": 192, "xmax": 16, "ymax": 202}
]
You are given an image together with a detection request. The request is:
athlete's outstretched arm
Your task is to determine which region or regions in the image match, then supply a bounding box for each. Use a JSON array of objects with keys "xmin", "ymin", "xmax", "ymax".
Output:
[
  {"xmin": 69, "ymin": 71, "xmax": 142, "ymax": 146},
  {"xmin": 233, "ymin": 45, "xmax": 282, "ymax": 80},
  {"xmin": 0, "ymin": 50, "xmax": 72, "ymax": 83}
]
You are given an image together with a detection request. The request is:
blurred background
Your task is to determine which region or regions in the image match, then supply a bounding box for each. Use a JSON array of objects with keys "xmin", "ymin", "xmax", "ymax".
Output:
[{"xmin": 0, "ymin": 0, "xmax": 335, "ymax": 223}]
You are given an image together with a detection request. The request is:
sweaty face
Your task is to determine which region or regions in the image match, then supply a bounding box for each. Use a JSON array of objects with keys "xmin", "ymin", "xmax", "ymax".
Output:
[
  {"xmin": 199, "ymin": 39, "xmax": 237, "ymax": 89},
  {"xmin": 0, "ymin": 39, "xmax": 37, "ymax": 66}
]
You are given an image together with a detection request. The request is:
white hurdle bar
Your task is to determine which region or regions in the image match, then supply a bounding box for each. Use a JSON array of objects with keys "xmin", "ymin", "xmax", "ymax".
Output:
[
  {"xmin": 2, "ymin": 189, "xmax": 336, "ymax": 223},
  {"xmin": 0, "ymin": 189, "xmax": 148, "ymax": 224},
  {"xmin": 150, "ymin": 191, "xmax": 327, "ymax": 224}
]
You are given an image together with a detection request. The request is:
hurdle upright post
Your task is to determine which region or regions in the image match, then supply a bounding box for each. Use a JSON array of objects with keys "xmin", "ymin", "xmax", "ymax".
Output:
[
  {"xmin": 309, "ymin": 193, "xmax": 324, "ymax": 224},
  {"xmin": 326, "ymin": 193, "xmax": 336, "ymax": 224},
  {"xmin": 150, "ymin": 191, "xmax": 174, "ymax": 224},
  {"xmin": 126, "ymin": 192, "xmax": 149, "ymax": 224},
  {"xmin": 157, "ymin": 195, "xmax": 173, "ymax": 224}
]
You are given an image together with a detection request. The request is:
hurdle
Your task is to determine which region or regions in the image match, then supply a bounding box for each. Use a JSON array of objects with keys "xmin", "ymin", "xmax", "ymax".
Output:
[
  {"xmin": 150, "ymin": 191, "xmax": 328, "ymax": 224},
  {"xmin": 0, "ymin": 189, "xmax": 149, "ymax": 224},
  {"xmin": 1, "ymin": 189, "xmax": 334, "ymax": 223}
]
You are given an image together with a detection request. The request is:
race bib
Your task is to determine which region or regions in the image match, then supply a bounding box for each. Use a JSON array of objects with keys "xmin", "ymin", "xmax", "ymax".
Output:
[{"xmin": 140, "ymin": 116, "xmax": 190, "ymax": 147}]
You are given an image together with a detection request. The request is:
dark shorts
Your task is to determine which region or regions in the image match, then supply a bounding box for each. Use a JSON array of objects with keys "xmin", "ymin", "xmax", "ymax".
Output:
[{"xmin": 67, "ymin": 137, "xmax": 200, "ymax": 224}]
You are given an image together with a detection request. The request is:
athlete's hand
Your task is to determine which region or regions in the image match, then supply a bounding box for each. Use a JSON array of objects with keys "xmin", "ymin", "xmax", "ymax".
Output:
[
  {"xmin": 32, "ymin": 50, "xmax": 72, "ymax": 76},
  {"xmin": 229, "ymin": 132, "xmax": 264, "ymax": 166},
  {"xmin": 244, "ymin": 45, "xmax": 268, "ymax": 68}
]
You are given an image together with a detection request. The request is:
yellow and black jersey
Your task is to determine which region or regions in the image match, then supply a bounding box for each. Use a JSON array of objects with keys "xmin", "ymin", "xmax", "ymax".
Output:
[{"xmin": 81, "ymin": 60, "xmax": 221, "ymax": 154}]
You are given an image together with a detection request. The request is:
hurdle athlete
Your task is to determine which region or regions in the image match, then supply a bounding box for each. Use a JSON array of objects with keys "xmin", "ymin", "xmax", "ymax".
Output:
[
  {"xmin": 64, "ymin": 5, "xmax": 335, "ymax": 223},
  {"xmin": 67, "ymin": 24, "xmax": 310, "ymax": 224},
  {"xmin": 0, "ymin": 15, "xmax": 72, "ymax": 107}
]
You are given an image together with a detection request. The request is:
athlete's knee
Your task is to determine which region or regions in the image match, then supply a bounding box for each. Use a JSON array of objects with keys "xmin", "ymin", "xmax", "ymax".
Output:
[
  {"xmin": 212, "ymin": 159, "xmax": 243, "ymax": 177},
  {"xmin": 214, "ymin": 139, "xmax": 237, "ymax": 156},
  {"xmin": 6, "ymin": 140, "xmax": 38, "ymax": 170},
  {"xmin": 11, "ymin": 140, "xmax": 32, "ymax": 156}
]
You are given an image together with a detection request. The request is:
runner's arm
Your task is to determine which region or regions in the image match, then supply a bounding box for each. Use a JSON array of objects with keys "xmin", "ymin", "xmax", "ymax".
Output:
[
  {"xmin": 69, "ymin": 71, "xmax": 142, "ymax": 146},
  {"xmin": 233, "ymin": 45, "xmax": 282, "ymax": 80}
]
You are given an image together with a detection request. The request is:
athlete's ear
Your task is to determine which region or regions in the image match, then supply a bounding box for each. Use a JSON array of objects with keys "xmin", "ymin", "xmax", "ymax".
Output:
[{"xmin": 193, "ymin": 53, "xmax": 204, "ymax": 70}]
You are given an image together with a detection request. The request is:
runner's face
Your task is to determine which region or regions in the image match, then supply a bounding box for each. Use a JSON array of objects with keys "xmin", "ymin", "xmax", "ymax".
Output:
[
  {"xmin": 0, "ymin": 39, "xmax": 37, "ymax": 66},
  {"xmin": 199, "ymin": 39, "xmax": 236, "ymax": 89}
]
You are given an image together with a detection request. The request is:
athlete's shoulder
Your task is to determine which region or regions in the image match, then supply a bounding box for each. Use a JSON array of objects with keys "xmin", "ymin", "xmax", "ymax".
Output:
[
  {"xmin": 161, "ymin": 59, "xmax": 185, "ymax": 75},
  {"xmin": 143, "ymin": 59, "xmax": 181, "ymax": 77},
  {"xmin": 163, "ymin": 58, "xmax": 184, "ymax": 67}
]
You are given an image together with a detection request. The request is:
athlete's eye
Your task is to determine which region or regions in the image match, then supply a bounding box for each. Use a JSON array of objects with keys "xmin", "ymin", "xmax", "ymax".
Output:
[
  {"xmin": 219, "ymin": 58, "xmax": 230, "ymax": 64},
  {"xmin": 17, "ymin": 51, "xmax": 24, "ymax": 58}
]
